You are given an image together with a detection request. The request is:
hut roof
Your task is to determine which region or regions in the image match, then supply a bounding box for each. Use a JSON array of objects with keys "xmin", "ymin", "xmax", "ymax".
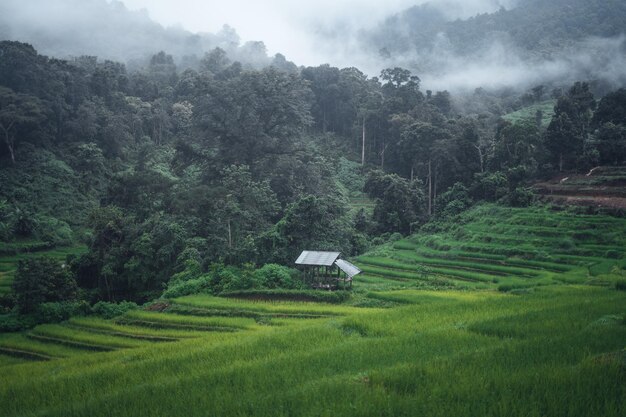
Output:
[
  {"xmin": 295, "ymin": 251, "xmax": 341, "ymax": 266},
  {"xmin": 335, "ymin": 259, "xmax": 362, "ymax": 278}
]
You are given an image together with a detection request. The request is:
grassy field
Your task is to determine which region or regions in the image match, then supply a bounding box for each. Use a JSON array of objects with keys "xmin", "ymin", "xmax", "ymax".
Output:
[
  {"xmin": 502, "ymin": 100, "xmax": 556, "ymax": 127},
  {"xmin": 354, "ymin": 204, "xmax": 626, "ymax": 292},
  {"xmin": 0, "ymin": 204, "xmax": 624, "ymax": 416}
]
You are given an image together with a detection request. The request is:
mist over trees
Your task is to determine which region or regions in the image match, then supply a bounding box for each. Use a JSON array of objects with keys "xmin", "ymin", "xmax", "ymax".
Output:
[{"xmin": 2, "ymin": 0, "xmax": 625, "ymax": 92}]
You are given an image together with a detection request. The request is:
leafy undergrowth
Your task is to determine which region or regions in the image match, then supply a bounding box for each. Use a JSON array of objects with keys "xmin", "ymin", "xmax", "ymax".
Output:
[
  {"xmin": 354, "ymin": 204, "xmax": 626, "ymax": 292},
  {"xmin": 0, "ymin": 286, "xmax": 623, "ymax": 417}
]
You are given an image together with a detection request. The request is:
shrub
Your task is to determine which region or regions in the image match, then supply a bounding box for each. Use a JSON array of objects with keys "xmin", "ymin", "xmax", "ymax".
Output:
[
  {"xmin": 254, "ymin": 264, "xmax": 301, "ymax": 289},
  {"xmin": 91, "ymin": 301, "xmax": 139, "ymax": 319},
  {"xmin": 35, "ymin": 301, "xmax": 90, "ymax": 323},
  {"xmin": 605, "ymin": 250, "xmax": 623, "ymax": 259},
  {"xmin": 0, "ymin": 313, "xmax": 35, "ymax": 332},
  {"xmin": 388, "ymin": 233, "xmax": 403, "ymax": 242},
  {"xmin": 556, "ymin": 238, "xmax": 575, "ymax": 250},
  {"xmin": 615, "ymin": 280, "xmax": 626, "ymax": 292},
  {"xmin": 13, "ymin": 257, "xmax": 78, "ymax": 313},
  {"xmin": 162, "ymin": 274, "xmax": 213, "ymax": 299},
  {"xmin": 505, "ymin": 187, "xmax": 536, "ymax": 207}
]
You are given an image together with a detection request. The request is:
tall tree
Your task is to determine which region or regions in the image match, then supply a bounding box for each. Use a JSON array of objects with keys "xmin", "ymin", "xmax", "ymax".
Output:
[{"xmin": 0, "ymin": 86, "xmax": 46, "ymax": 164}]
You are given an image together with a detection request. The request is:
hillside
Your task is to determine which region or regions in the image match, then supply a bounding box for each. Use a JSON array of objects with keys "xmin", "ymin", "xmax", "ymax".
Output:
[
  {"xmin": 534, "ymin": 166, "xmax": 626, "ymax": 211},
  {"xmin": 355, "ymin": 204, "xmax": 626, "ymax": 292},
  {"xmin": 368, "ymin": 0, "xmax": 626, "ymax": 60},
  {"xmin": 0, "ymin": 204, "xmax": 624, "ymax": 416}
]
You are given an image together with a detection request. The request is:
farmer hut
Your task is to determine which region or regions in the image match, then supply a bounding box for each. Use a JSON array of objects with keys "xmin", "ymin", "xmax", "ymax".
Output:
[{"xmin": 295, "ymin": 250, "xmax": 361, "ymax": 290}]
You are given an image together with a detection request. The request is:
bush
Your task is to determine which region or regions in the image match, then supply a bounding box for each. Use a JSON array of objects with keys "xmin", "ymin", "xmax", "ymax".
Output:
[
  {"xmin": 505, "ymin": 187, "xmax": 536, "ymax": 208},
  {"xmin": 615, "ymin": 280, "xmax": 626, "ymax": 292},
  {"xmin": 162, "ymin": 274, "xmax": 213, "ymax": 299},
  {"xmin": 91, "ymin": 301, "xmax": 139, "ymax": 319},
  {"xmin": 13, "ymin": 257, "xmax": 78, "ymax": 313},
  {"xmin": 605, "ymin": 250, "xmax": 623, "ymax": 259},
  {"xmin": 0, "ymin": 313, "xmax": 35, "ymax": 332},
  {"xmin": 254, "ymin": 264, "xmax": 301, "ymax": 289},
  {"xmin": 35, "ymin": 301, "xmax": 90, "ymax": 323},
  {"xmin": 388, "ymin": 233, "xmax": 403, "ymax": 242}
]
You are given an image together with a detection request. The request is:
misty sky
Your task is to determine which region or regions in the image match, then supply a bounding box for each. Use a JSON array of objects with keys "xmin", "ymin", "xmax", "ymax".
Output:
[{"xmin": 116, "ymin": 0, "xmax": 517, "ymax": 66}]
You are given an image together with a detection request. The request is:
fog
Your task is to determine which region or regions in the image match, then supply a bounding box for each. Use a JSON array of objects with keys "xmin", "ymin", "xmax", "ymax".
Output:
[
  {"xmin": 118, "ymin": 0, "xmax": 518, "ymax": 64},
  {"xmin": 1, "ymin": 0, "xmax": 624, "ymax": 92}
]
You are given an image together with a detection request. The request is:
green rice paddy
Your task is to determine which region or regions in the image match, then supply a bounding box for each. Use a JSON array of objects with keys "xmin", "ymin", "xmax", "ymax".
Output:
[
  {"xmin": 354, "ymin": 204, "xmax": 626, "ymax": 291},
  {"xmin": 0, "ymin": 204, "xmax": 624, "ymax": 416}
]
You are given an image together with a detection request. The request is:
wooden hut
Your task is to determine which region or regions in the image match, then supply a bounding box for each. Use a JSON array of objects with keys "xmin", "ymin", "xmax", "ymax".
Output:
[{"xmin": 295, "ymin": 250, "xmax": 361, "ymax": 290}]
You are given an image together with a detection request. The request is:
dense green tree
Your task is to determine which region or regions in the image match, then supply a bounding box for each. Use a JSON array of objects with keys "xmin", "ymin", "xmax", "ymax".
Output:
[
  {"xmin": 592, "ymin": 88, "xmax": 626, "ymax": 127},
  {"xmin": 0, "ymin": 87, "xmax": 46, "ymax": 163},
  {"xmin": 596, "ymin": 123, "xmax": 626, "ymax": 165},
  {"xmin": 546, "ymin": 82, "xmax": 596, "ymax": 171},
  {"xmin": 365, "ymin": 170, "xmax": 426, "ymax": 234},
  {"xmin": 13, "ymin": 257, "xmax": 78, "ymax": 313}
]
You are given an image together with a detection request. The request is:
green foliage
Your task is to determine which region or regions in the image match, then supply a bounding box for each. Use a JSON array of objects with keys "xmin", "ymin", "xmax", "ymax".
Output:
[
  {"xmin": 436, "ymin": 183, "xmax": 473, "ymax": 217},
  {"xmin": 162, "ymin": 274, "xmax": 214, "ymax": 299},
  {"xmin": 365, "ymin": 170, "xmax": 426, "ymax": 234},
  {"xmin": 34, "ymin": 301, "xmax": 90, "ymax": 323},
  {"xmin": 253, "ymin": 264, "xmax": 301, "ymax": 290},
  {"xmin": 0, "ymin": 313, "xmax": 35, "ymax": 332},
  {"xmin": 91, "ymin": 301, "xmax": 139, "ymax": 319},
  {"xmin": 12, "ymin": 256, "xmax": 78, "ymax": 313},
  {"xmin": 335, "ymin": 157, "xmax": 365, "ymax": 197},
  {"xmin": 504, "ymin": 187, "xmax": 536, "ymax": 208}
]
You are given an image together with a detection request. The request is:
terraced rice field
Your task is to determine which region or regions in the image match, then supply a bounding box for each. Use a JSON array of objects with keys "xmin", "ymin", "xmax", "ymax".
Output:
[
  {"xmin": 0, "ymin": 285, "xmax": 624, "ymax": 417},
  {"xmin": 534, "ymin": 166, "xmax": 626, "ymax": 211},
  {"xmin": 0, "ymin": 204, "xmax": 624, "ymax": 416},
  {"xmin": 354, "ymin": 204, "xmax": 626, "ymax": 291}
]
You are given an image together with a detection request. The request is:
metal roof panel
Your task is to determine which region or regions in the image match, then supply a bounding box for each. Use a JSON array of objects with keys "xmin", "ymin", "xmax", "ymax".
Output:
[
  {"xmin": 295, "ymin": 251, "xmax": 341, "ymax": 266},
  {"xmin": 335, "ymin": 259, "xmax": 362, "ymax": 278}
]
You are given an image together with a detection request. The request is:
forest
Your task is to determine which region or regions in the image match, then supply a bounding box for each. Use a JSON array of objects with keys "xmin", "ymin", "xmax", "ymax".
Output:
[
  {"xmin": 0, "ymin": 1, "xmax": 625, "ymax": 416},
  {"xmin": 1, "ymin": 34, "xmax": 625, "ymax": 317}
]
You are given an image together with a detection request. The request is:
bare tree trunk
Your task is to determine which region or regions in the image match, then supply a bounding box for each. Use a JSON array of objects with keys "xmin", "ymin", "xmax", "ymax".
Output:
[
  {"xmin": 361, "ymin": 116, "xmax": 366, "ymax": 166},
  {"xmin": 103, "ymin": 275, "xmax": 112, "ymax": 302},
  {"xmin": 474, "ymin": 144, "xmax": 484, "ymax": 173},
  {"xmin": 1, "ymin": 123, "xmax": 16, "ymax": 164},
  {"xmin": 428, "ymin": 159, "xmax": 432, "ymax": 216},
  {"xmin": 227, "ymin": 219, "xmax": 232, "ymax": 249},
  {"xmin": 380, "ymin": 142, "xmax": 388, "ymax": 170},
  {"xmin": 410, "ymin": 165, "xmax": 414, "ymax": 182},
  {"xmin": 433, "ymin": 170, "xmax": 437, "ymax": 215},
  {"xmin": 559, "ymin": 153, "xmax": 563, "ymax": 172}
]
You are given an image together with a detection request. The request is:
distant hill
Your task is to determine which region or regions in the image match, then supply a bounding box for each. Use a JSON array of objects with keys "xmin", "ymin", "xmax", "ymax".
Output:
[
  {"xmin": 361, "ymin": 0, "xmax": 626, "ymax": 90},
  {"xmin": 367, "ymin": 0, "xmax": 626, "ymax": 60},
  {"xmin": 0, "ymin": 0, "xmax": 281, "ymax": 70}
]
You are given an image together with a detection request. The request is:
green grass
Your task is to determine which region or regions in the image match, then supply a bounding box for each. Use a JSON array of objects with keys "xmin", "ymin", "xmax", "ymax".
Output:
[
  {"xmin": 118, "ymin": 310, "xmax": 259, "ymax": 331},
  {"xmin": 0, "ymin": 204, "xmax": 624, "ymax": 416},
  {"xmin": 356, "ymin": 204, "xmax": 625, "ymax": 291},
  {"xmin": 502, "ymin": 100, "xmax": 556, "ymax": 127},
  {"xmin": 0, "ymin": 286, "xmax": 623, "ymax": 417}
]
